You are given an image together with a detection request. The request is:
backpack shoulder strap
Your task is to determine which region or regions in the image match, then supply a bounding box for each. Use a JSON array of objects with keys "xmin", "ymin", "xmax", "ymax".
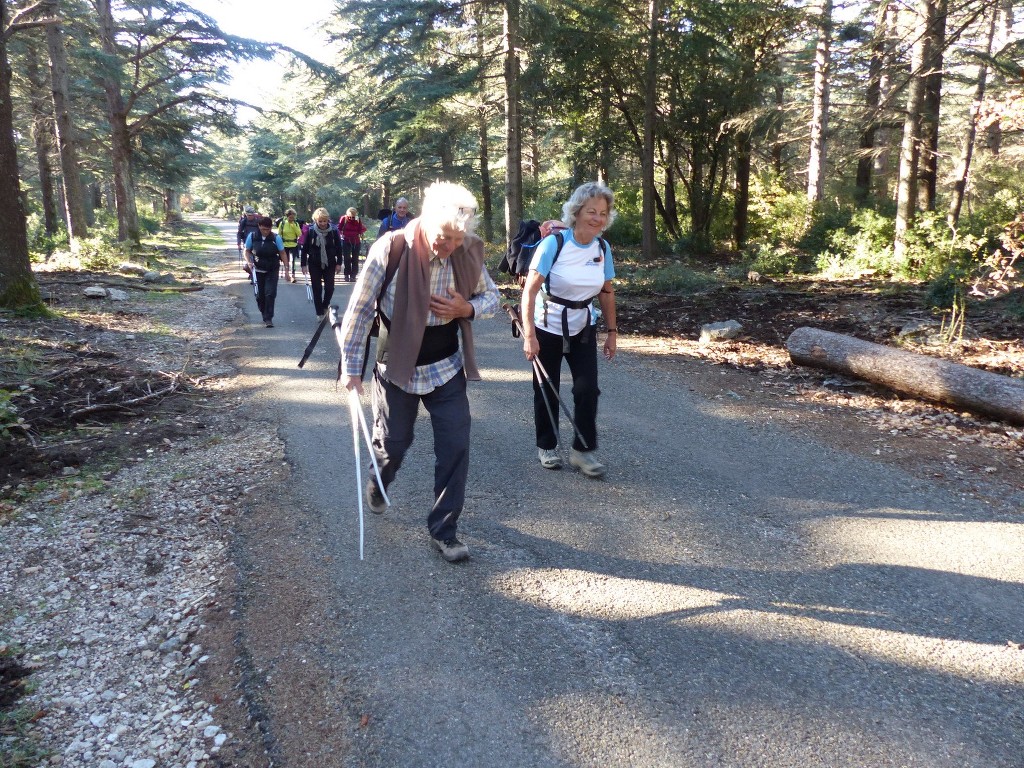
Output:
[
  {"xmin": 544, "ymin": 232, "xmax": 566, "ymax": 294},
  {"xmin": 380, "ymin": 232, "xmax": 404, "ymax": 301}
]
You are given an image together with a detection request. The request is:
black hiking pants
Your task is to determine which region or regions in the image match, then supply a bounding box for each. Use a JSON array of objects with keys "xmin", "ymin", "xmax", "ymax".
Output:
[{"xmin": 533, "ymin": 325, "xmax": 599, "ymax": 452}]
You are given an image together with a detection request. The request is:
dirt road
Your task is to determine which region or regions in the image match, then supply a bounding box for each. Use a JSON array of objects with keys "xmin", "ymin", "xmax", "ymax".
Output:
[{"xmin": 205, "ymin": 218, "xmax": 1024, "ymax": 767}]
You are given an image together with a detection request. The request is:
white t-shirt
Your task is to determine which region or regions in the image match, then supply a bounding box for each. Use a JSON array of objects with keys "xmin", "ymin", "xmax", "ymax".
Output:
[{"xmin": 529, "ymin": 231, "xmax": 615, "ymax": 336}]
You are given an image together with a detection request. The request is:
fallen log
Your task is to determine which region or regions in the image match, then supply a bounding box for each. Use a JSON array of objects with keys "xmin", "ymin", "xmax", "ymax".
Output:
[{"xmin": 786, "ymin": 327, "xmax": 1024, "ymax": 426}]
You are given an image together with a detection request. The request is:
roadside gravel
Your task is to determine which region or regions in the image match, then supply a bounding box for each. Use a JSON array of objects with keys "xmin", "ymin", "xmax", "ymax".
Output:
[{"xmin": 1, "ymin": 267, "xmax": 276, "ymax": 766}]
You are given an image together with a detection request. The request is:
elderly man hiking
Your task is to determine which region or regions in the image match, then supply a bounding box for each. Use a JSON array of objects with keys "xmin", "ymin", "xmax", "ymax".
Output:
[{"xmin": 339, "ymin": 181, "xmax": 499, "ymax": 563}]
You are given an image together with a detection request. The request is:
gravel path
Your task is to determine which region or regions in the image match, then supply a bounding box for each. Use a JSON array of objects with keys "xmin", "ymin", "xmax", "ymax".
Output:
[{"xmin": 4, "ymin": 219, "xmax": 1022, "ymax": 767}]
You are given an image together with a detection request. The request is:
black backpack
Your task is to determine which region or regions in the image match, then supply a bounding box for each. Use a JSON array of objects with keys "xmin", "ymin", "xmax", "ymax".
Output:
[{"xmin": 499, "ymin": 219, "xmax": 542, "ymax": 277}]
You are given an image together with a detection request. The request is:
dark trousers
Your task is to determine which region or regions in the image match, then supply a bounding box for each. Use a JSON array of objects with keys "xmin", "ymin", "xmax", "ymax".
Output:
[
  {"xmin": 533, "ymin": 326, "xmax": 599, "ymax": 452},
  {"xmin": 286, "ymin": 246, "xmax": 299, "ymax": 274},
  {"xmin": 342, "ymin": 241, "xmax": 361, "ymax": 279},
  {"xmin": 255, "ymin": 269, "xmax": 280, "ymax": 322},
  {"xmin": 371, "ymin": 367, "xmax": 470, "ymax": 541},
  {"xmin": 308, "ymin": 259, "xmax": 337, "ymax": 315}
]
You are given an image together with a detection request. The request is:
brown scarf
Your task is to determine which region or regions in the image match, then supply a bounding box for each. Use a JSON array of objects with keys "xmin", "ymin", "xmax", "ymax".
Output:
[{"xmin": 385, "ymin": 220, "xmax": 485, "ymax": 388}]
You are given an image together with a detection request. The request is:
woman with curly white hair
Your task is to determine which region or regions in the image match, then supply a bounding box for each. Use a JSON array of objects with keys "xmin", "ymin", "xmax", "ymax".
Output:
[{"xmin": 520, "ymin": 181, "xmax": 618, "ymax": 478}]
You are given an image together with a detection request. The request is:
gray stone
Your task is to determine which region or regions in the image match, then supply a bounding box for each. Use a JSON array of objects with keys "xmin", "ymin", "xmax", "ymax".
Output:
[
  {"xmin": 107, "ymin": 288, "xmax": 130, "ymax": 301},
  {"xmin": 699, "ymin": 319, "xmax": 743, "ymax": 343},
  {"xmin": 83, "ymin": 286, "xmax": 108, "ymax": 298}
]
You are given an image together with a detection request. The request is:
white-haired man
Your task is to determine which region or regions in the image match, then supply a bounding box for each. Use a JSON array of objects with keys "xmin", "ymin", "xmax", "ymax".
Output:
[{"xmin": 340, "ymin": 181, "xmax": 499, "ymax": 562}]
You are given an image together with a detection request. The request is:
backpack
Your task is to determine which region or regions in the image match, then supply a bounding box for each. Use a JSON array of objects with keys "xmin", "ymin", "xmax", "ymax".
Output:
[
  {"xmin": 358, "ymin": 234, "xmax": 405, "ymax": 378},
  {"xmin": 499, "ymin": 219, "xmax": 542, "ymax": 277}
]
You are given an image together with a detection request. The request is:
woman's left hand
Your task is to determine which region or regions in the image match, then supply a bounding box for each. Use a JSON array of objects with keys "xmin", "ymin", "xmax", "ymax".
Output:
[{"xmin": 603, "ymin": 332, "xmax": 617, "ymax": 361}]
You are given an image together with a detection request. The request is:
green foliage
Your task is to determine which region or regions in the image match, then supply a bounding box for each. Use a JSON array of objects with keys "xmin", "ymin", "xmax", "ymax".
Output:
[
  {"xmin": 746, "ymin": 174, "xmax": 813, "ymax": 248},
  {"xmin": 625, "ymin": 260, "xmax": 719, "ymax": 294},
  {"xmin": 902, "ymin": 212, "xmax": 992, "ymax": 281},
  {"xmin": 744, "ymin": 244, "xmax": 808, "ymax": 276},
  {"xmin": 0, "ymin": 390, "xmax": 24, "ymax": 439},
  {"xmin": 813, "ymin": 207, "xmax": 899, "ymax": 278}
]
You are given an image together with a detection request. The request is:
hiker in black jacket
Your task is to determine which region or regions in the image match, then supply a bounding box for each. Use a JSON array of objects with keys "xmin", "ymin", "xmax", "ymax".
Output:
[
  {"xmin": 300, "ymin": 208, "xmax": 343, "ymax": 318},
  {"xmin": 237, "ymin": 206, "xmax": 260, "ymax": 256}
]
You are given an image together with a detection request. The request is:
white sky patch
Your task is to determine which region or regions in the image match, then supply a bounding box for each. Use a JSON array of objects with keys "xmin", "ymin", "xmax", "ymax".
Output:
[{"xmin": 187, "ymin": 0, "xmax": 338, "ymax": 118}]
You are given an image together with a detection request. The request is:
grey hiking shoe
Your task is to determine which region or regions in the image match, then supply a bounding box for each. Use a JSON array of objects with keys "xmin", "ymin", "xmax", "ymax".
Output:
[
  {"xmin": 569, "ymin": 449, "xmax": 606, "ymax": 478},
  {"xmin": 365, "ymin": 479, "xmax": 387, "ymax": 514},
  {"xmin": 431, "ymin": 536, "xmax": 470, "ymax": 563},
  {"xmin": 538, "ymin": 448, "xmax": 562, "ymax": 469}
]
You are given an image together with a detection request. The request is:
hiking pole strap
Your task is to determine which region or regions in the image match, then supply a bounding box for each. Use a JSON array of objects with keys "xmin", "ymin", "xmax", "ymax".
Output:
[{"xmin": 297, "ymin": 310, "xmax": 331, "ymax": 368}]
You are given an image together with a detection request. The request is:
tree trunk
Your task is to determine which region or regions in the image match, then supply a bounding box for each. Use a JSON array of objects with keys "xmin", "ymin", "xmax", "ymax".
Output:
[
  {"xmin": 163, "ymin": 189, "xmax": 182, "ymax": 222},
  {"xmin": 733, "ymin": 130, "xmax": 751, "ymax": 250},
  {"xmin": 0, "ymin": 2, "xmax": 42, "ymax": 310},
  {"xmin": 948, "ymin": 7, "xmax": 996, "ymax": 228},
  {"xmin": 894, "ymin": 0, "xmax": 931, "ymax": 264},
  {"xmin": 96, "ymin": 0, "xmax": 140, "ymax": 244},
  {"xmin": 478, "ymin": 105, "xmax": 493, "ymax": 243},
  {"xmin": 25, "ymin": 39, "xmax": 59, "ymax": 238},
  {"xmin": 641, "ymin": 0, "xmax": 659, "ymax": 259},
  {"xmin": 806, "ymin": 0, "xmax": 832, "ymax": 203},
  {"xmin": 786, "ymin": 327, "xmax": 1024, "ymax": 425},
  {"xmin": 917, "ymin": 0, "xmax": 947, "ymax": 212},
  {"xmin": 855, "ymin": 1, "xmax": 889, "ymax": 205},
  {"xmin": 503, "ymin": 0, "xmax": 523, "ymax": 246},
  {"xmin": 45, "ymin": 5, "xmax": 88, "ymax": 244}
]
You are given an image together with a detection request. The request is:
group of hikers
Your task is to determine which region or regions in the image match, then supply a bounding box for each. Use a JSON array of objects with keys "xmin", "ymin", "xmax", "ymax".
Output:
[
  {"xmin": 238, "ymin": 201, "xmax": 414, "ymax": 324},
  {"xmin": 236, "ymin": 181, "xmax": 617, "ymax": 564}
]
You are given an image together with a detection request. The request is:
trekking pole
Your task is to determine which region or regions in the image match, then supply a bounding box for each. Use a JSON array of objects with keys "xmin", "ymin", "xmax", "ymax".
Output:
[
  {"xmin": 502, "ymin": 303, "xmax": 589, "ymax": 451},
  {"xmin": 297, "ymin": 312, "xmax": 330, "ymax": 368},
  {"xmin": 346, "ymin": 391, "xmax": 365, "ymax": 560},
  {"xmin": 250, "ymin": 264, "xmax": 258, "ymax": 298},
  {"xmin": 330, "ymin": 305, "xmax": 389, "ymax": 503}
]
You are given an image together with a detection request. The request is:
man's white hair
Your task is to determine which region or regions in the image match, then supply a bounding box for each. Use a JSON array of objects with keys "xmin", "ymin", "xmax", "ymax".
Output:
[{"xmin": 419, "ymin": 181, "xmax": 478, "ymax": 236}]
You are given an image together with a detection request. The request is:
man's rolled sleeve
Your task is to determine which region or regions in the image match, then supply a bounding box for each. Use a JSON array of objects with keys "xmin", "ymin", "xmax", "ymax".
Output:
[
  {"xmin": 340, "ymin": 251, "xmax": 387, "ymax": 377},
  {"xmin": 468, "ymin": 269, "xmax": 499, "ymax": 320}
]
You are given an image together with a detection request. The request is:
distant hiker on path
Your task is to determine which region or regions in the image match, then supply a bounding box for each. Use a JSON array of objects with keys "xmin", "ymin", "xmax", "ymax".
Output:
[
  {"xmin": 300, "ymin": 208, "xmax": 343, "ymax": 319},
  {"xmin": 520, "ymin": 181, "xmax": 618, "ymax": 478},
  {"xmin": 339, "ymin": 207, "xmax": 367, "ymax": 282},
  {"xmin": 377, "ymin": 197, "xmax": 412, "ymax": 239},
  {"xmin": 279, "ymin": 208, "xmax": 304, "ymax": 282},
  {"xmin": 237, "ymin": 205, "xmax": 260, "ymax": 256},
  {"xmin": 339, "ymin": 181, "xmax": 499, "ymax": 563},
  {"xmin": 244, "ymin": 216, "xmax": 289, "ymax": 327}
]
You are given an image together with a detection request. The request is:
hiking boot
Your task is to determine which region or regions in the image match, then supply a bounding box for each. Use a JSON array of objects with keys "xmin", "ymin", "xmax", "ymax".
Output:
[
  {"xmin": 538, "ymin": 448, "xmax": 562, "ymax": 469},
  {"xmin": 265, "ymin": 320, "xmax": 274, "ymax": 328},
  {"xmin": 431, "ymin": 536, "xmax": 469, "ymax": 563},
  {"xmin": 365, "ymin": 479, "xmax": 387, "ymax": 514},
  {"xmin": 569, "ymin": 449, "xmax": 605, "ymax": 478}
]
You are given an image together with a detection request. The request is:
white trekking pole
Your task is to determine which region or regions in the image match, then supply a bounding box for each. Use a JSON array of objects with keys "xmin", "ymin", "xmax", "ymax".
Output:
[{"xmin": 347, "ymin": 391, "xmax": 365, "ymax": 560}]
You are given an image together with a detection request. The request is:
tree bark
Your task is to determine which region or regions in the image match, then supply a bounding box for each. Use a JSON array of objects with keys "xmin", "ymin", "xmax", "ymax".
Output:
[
  {"xmin": 917, "ymin": 0, "xmax": 947, "ymax": 212},
  {"xmin": 733, "ymin": 130, "xmax": 751, "ymax": 250},
  {"xmin": 855, "ymin": 1, "xmax": 890, "ymax": 205},
  {"xmin": 44, "ymin": 4, "xmax": 88, "ymax": 244},
  {"xmin": 894, "ymin": 0, "xmax": 931, "ymax": 264},
  {"xmin": 948, "ymin": 7, "xmax": 996, "ymax": 228},
  {"xmin": 25, "ymin": 38, "xmax": 59, "ymax": 237},
  {"xmin": 786, "ymin": 327, "xmax": 1024, "ymax": 425},
  {"xmin": 806, "ymin": 0, "xmax": 832, "ymax": 203},
  {"xmin": 503, "ymin": 0, "xmax": 523, "ymax": 246},
  {"xmin": 96, "ymin": 0, "xmax": 140, "ymax": 244},
  {"xmin": 0, "ymin": 1, "xmax": 42, "ymax": 310},
  {"xmin": 641, "ymin": 0, "xmax": 659, "ymax": 259}
]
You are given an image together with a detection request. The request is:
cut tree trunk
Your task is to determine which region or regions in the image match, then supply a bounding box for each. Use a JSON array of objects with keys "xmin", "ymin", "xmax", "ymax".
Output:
[{"xmin": 786, "ymin": 327, "xmax": 1024, "ymax": 425}]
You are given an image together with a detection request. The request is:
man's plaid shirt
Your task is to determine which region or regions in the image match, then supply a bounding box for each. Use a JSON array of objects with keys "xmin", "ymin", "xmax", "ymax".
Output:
[{"xmin": 341, "ymin": 245, "xmax": 499, "ymax": 395}]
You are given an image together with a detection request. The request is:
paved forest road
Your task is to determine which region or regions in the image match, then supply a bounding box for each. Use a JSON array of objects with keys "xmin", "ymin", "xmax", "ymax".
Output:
[{"xmin": 204, "ymin": 218, "xmax": 1023, "ymax": 767}]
